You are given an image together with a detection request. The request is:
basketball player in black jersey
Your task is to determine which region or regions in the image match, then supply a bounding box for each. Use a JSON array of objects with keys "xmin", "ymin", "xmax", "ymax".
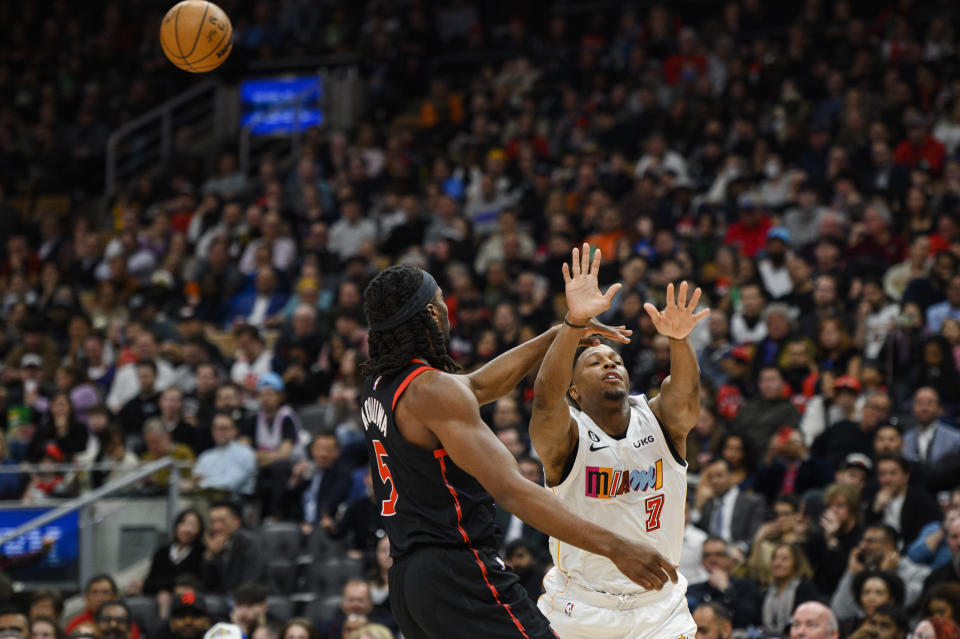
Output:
[{"xmin": 360, "ymin": 264, "xmax": 678, "ymax": 639}]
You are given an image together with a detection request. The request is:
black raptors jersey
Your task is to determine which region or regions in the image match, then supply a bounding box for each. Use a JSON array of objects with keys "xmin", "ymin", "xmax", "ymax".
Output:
[{"xmin": 361, "ymin": 360, "xmax": 498, "ymax": 558}]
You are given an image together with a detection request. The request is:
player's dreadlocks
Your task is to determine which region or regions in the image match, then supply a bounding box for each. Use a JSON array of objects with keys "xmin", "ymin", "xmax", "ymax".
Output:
[{"xmin": 361, "ymin": 264, "xmax": 459, "ymax": 380}]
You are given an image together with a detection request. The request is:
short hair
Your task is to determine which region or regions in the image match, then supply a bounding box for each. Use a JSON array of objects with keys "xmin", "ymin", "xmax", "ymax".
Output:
[
  {"xmin": 142, "ymin": 417, "xmax": 168, "ymax": 437},
  {"xmin": 870, "ymin": 603, "xmax": 908, "ymax": 631},
  {"xmin": 172, "ymin": 573, "xmax": 203, "ymax": 592},
  {"xmin": 233, "ymin": 582, "xmax": 267, "ymax": 606},
  {"xmin": 342, "ymin": 578, "xmax": 369, "ymax": 596},
  {"xmin": 0, "ymin": 605, "xmax": 26, "ymax": 618},
  {"xmin": 694, "ymin": 601, "xmax": 732, "ymax": 624},
  {"xmin": 135, "ymin": 359, "xmax": 158, "ymax": 375},
  {"xmin": 94, "ymin": 600, "xmax": 130, "ymax": 623},
  {"xmin": 209, "ymin": 500, "xmax": 242, "ymax": 521},
  {"xmin": 29, "ymin": 617, "xmax": 62, "ymax": 639},
  {"xmin": 212, "ymin": 411, "xmax": 236, "ymax": 425},
  {"xmin": 85, "ymin": 574, "xmax": 117, "ymax": 596},
  {"xmin": 851, "ymin": 570, "xmax": 905, "ymax": 608},
  {"xmin": 875, "ymin": 452, "xmax": 910, "ymax": 475},
  {"xmin": 309, "ymin": 430, "xmax": 338, "ymax": 449},
  {"xmin": 234, "ymin": 325, "xmax": 263, "ymax": 342},
  {"xmin": 773, "ymin": 494, "xmax": 801, "ymax": 512},
  {"xmin": 28, "ymin": 590, "xmax": 64, "ymax": 616},
  {"xmin": 703, "ymin": 535, "xmax": 728, "ymax": 550},
  {"xmin": 865, "ymin": 523, "xmax": 899, "ymax": 548}
]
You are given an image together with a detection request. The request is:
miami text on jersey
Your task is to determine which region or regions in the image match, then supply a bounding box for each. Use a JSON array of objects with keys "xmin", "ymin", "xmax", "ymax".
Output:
[{"xmin": 584, "ymin": 459, "xmax": 663, "ymax": 499}]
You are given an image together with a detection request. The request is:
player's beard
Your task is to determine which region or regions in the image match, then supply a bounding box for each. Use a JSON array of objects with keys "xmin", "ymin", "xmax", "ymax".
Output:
[{"xmin": 603, "ymin": 387, "xmax": 627, "ymax": 401}]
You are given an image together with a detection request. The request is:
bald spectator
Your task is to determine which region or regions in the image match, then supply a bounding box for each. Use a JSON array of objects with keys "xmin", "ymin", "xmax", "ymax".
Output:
[{"xmin": 790, "ymin": 601, "xmax": 838, "ymax": 639}]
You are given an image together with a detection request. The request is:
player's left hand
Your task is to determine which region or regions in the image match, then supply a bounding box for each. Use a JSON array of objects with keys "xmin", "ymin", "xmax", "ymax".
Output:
[
  {"xmin": 581, "ymin": 318, "xmax": 632, "ymax": 344},
  {"xmin": 643, "ymin": 281, "xmax": 710, "ymax": 340}
]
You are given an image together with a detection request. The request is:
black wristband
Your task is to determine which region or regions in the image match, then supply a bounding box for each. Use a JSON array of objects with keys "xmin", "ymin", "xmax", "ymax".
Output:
[{"xmin": 564, "ymin": 314, "xmax": 588, "ymax": 329}]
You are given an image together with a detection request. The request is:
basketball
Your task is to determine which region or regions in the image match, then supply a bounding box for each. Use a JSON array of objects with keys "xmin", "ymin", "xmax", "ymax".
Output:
[{"xmin": 160, "ymin": 0, "xmax": 233, "ymax": 73}]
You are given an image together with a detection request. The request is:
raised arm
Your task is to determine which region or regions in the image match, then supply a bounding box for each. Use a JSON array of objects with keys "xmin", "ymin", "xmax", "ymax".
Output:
[
  {"xmin": 645, "ymin": 281, "xmax": 710, "ymax": 456},
  {"xmin": 404, "ymin": 371, "xmax": 675, "ymax": 591},
  {"xmin": 531, "ymin": 244, "xmax": 623, "ymax": 485},
  {"xmin": 463, "ymin": 325, "xmax": 560, "ymax": 406},
  {"xmin": 463, "ymin": 318, "xmax": 628, "ymax": 406}
]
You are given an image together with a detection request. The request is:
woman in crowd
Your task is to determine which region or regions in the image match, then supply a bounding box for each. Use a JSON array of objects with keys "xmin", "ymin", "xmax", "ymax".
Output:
[
  {"xmin": 28, "ymin": 392, "xmax": 88, "ymax": 463},
  {"xmin": 911, "ymin": 617, "xmax": 960, "ymax": 639},
  {"xmin": 839, "ymin": 570, "xmax": 906, "ymax": 637},
  {"xmin": 366, "ymin": 536, "xmax": 392, "ymax": 623},
  {"xmin": 138, "ymin": 508, "xmax": 206, "ymax": 618},
  {"xmin": 280, "ymin": 618, "xmax": 319, "ymax": 639},
  {"xmin": 760, "ymin": 542, "xmax": 820, "ymax": 635},
  {"xmin": 921, "ymin": 583, "xmax": 960, "ymax": 626}
]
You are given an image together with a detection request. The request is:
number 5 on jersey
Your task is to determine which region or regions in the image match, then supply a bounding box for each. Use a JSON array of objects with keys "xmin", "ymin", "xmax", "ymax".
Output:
[{"xmin": 372, "ymin": 440, "xmax": 398, "ymax": 516}]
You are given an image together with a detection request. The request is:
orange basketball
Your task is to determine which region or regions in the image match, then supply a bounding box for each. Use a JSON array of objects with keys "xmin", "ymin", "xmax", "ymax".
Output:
[{"xmin": 160, "ymin": 0, "xmax": 233, "ymax": 73}]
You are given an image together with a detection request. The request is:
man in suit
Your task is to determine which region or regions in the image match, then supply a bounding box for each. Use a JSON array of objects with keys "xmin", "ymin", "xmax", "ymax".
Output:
[
  {"xmin": 865, "ymin": 453, "xmax": 941, "ymax": 546},
  {"xmin": 903, "ymin": 387, "xmax": 960, "ymax": 465},
  {"xmin": 201, "ymin": 501, "xmax": 264, "ymax": 594},
  {"xmin": 494, "ymin": 456, "xmax": 549, "ymax": 560},
  {"xmin": 287, "ymin": 431, "xmax": 352, "ymax": 536},
  {"xmin": 685, "ymin": 536, "xmax": 763, "ymax": 629},
  {"xmin": 697, "ymin": 457, "xmax": 767, "ymax": 554}
]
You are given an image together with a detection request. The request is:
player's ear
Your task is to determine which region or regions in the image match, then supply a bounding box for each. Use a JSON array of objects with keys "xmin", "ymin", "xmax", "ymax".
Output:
[
  {"xmin": 426, "ymin": 303, "xmax": 440, "ymax": 324},
  {"xmin": 567, "ymin": 384, "xmax": 580, "ymax": 404}
]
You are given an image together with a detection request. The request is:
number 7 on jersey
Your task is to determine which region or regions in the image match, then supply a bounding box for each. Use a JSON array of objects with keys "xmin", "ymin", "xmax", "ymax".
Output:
[{"xmin": 372, "ymin": 440, "xmax": 399, "ymax": 516}]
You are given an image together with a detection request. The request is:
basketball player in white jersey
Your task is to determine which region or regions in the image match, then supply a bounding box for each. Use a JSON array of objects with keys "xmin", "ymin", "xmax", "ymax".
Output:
[{"xmin": 532, "ymin": 244, "xmax": 709, "ymax": 639}]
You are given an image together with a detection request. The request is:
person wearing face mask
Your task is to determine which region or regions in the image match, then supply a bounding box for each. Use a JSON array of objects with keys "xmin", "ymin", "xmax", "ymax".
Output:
[{"xmin": 757, "ymin": 228, "xmax": 794, "ymax": 300}]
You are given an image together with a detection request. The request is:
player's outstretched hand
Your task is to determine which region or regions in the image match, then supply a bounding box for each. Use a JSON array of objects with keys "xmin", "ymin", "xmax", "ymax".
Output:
[
  {"xmin": 613, "ymin": 540, "xmax": 678, "ymax": 591},
  {"xmin": 643, "ymin": 281, "xmax": 710, "ymax": 341},
  {"xmin": 563, "ymin": 243, "xmax": 622, "ymax": 325}
]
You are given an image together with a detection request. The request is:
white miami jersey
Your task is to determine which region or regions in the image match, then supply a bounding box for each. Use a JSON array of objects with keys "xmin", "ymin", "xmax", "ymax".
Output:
[{"xmin": 549, "ymin": 394, "xmax": 688, "ymax": 595}]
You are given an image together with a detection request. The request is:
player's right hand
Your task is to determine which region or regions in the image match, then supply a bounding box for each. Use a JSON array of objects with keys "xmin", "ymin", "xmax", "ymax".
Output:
[
  {"xmin": 612, "ymin": 540, "xmax": 678, "ymax": 591},
  {"xmin": 562, "ymin": 243, "xmax": 622, "ymax": 324}
]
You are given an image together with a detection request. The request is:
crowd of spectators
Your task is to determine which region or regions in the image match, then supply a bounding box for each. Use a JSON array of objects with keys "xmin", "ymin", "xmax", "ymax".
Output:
[{"xmin": 3, "ymin": 0, "xmax": 960, "ymax": 637}]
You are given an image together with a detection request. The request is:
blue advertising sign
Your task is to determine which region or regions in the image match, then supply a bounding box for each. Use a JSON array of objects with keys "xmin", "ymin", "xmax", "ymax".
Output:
[
  {"xmin": 240, "ymin": 76, "xmax": 323, "ymax": 135},
  {"xmin": 0, "ymin": 508, "xmax": 79, "ymax": 582}
]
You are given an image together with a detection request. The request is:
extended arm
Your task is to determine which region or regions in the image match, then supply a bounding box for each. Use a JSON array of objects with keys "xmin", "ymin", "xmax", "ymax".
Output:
[
  {"xmin": 463, "ymin": 325, "xmax": 560, "ymax": 405},
  {"xmin": 406, "ymin": 372, "xmax": 676, "ymax": 591},
  {"xmin": 646, "ymin": 282, "xmax": 710, "ymax": 454}
]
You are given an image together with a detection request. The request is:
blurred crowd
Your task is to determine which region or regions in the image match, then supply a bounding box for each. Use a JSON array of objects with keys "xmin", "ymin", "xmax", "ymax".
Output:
[{"xmin": 3, "ymin": 0, "xmax": 960, "ymax": 638}]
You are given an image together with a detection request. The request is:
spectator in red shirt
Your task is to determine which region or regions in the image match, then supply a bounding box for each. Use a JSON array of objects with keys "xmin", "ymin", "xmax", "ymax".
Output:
[
  {"xmin": 65, "ymin": 575, "xmax": 142, "ymax": 639},
  {"xmin": 724, "ymin": 196, "xmax": 773, "ymax": 258},
  {"xmin": 663, "ymin": 28, "xmax": 707, "ymax": 86},
  {"xmin": 894, "ymin": 112, "xmax": 946, "ymax": 175}
]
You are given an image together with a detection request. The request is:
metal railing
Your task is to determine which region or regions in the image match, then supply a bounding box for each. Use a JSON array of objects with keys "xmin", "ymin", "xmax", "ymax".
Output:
[
  {"xmin": 0, "ymin": 457, "xmax": 184, "ymax": 587},
  {"xmin": 104, "ymin": 80, "xmax": 222, "ymax": 196}
]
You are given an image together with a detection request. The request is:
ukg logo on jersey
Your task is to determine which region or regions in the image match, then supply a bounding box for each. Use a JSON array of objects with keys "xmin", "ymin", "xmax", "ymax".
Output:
[{"xmin": 585, "ymin": 459, "xmax": 663, "ymax": 499}]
